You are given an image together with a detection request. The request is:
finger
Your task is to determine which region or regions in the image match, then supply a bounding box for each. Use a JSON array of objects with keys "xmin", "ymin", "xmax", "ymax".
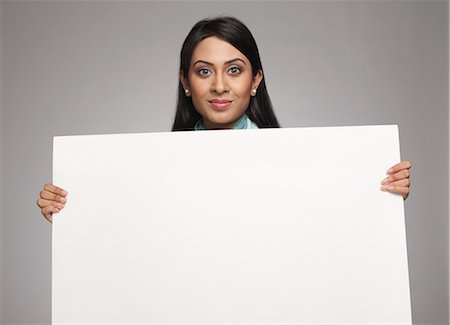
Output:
[
  {"xmin": 36, "ymin": 198, "xmax": 65, "ymax": 210},
  {"xmin": 41, "ymin": 205, "xmax": 61, "ymax": 223},
  {"xmin": 44, "ymin": 183, "xmax": 68, "ymax": 196},
  {"xmin": 381, "ymin": 169, "xmax": 410, "ymax": 184},
  {"xmin": 381, "ymin": 178, "xmax": 410, "ymax": 188},
  {"xmin": 386, "ymin": 160, "xmax": 412, "ymax": 174},
  {"xmin": 380, "ymin": 178, "xmax": 411, "ymax": 191},
  {"xmin": 40, "ymin": 190, "xmax": 67, "ymax": 203},
  {"xmin": 380, "ymin": 184, "xmax": 410, "ymax": 196}
]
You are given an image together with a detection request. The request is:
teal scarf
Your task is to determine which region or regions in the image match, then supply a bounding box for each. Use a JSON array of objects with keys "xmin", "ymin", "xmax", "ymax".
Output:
[{"xmin": 194, "ymin": 114, "xmax": 258, "ymax": 130}]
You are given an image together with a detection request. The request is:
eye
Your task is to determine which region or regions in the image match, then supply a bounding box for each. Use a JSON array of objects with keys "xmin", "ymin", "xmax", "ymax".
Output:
[
  {"xmin": 197, "ymin": 68, "xmax": 211, "ymax": 76},
  {"xmin": 228, "ymin": 66, "xmax": 242, "ymax": 75}
]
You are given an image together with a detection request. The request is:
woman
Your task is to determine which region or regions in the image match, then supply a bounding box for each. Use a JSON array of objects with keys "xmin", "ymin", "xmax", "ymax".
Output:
[{"xmin": 37, "ymin": 16, "xmax": 412, "ymax": 222}]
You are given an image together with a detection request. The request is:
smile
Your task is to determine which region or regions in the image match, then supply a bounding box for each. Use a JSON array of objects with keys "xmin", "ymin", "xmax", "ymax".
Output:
[{"xmin": 209, "ymin": 99, "xmax": 233, "ymax": 110}]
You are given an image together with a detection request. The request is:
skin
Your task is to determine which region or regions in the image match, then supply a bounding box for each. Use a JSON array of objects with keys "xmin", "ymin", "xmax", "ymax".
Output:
[
  {"xmin": 180, "ymin": 36, "xmax": 263, "ymax": 129},
  {"xmin": 380, "ymin": 160, "xmax": 411, "ymax": 199},
  {"xmin": 37, "ymin": 36, "xmax": 412, "ymax": 222},
  {"xmin": 37, "ymin": 183, "xmax": 68, "ymax": 223}
]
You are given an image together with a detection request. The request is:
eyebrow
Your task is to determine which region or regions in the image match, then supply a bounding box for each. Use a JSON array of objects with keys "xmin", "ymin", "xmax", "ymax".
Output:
[{"xmin": 193, "ymin": 58, "xmax": 246, "ymax": 66}]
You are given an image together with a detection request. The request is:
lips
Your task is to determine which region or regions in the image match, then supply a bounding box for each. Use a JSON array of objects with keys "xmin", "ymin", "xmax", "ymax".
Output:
[{"xmin": 209, "ymin": 99, "xmax": 233, "ymax": 110}]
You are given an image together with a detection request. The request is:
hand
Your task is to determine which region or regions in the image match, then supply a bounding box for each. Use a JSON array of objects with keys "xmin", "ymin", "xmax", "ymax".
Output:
[
  {"xmin": 36, "ymin": 183, "xmax": 68, "ymax": 223},
  {"xmin": 380, "ymin": 160, "xmax": 412, "ymax": 200}
]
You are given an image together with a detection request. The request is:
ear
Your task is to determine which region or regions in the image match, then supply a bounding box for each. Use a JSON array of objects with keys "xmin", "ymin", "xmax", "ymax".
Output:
[
  {"xmin": 251, "ymin": 70, "xmax": 263, "ymax": 96},
  {"xmin": 179, "ymin": 71, "xmax": 191, "ymax": 97}
]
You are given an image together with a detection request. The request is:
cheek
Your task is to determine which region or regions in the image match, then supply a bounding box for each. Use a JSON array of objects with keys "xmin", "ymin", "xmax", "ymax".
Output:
[
  {"xmin": 188, "ymin": 78, "xmax": 208, "ymax": 114},
  {"xmin": 234, "ymin": 76, "xmax": 253, "ymax": 96},
  {"xmin": 237, "ymin": 86, "xmax": 252, "ymax": 102},
  {"xmin": 189, "ymin": 76, "xmax": 208, "ymax": 95}
]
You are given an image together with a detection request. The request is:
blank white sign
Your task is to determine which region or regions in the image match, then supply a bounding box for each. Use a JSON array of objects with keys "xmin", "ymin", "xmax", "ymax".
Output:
[{"xmin": 52, "ymin": 125, "xmax": 411, "ymax": 325}]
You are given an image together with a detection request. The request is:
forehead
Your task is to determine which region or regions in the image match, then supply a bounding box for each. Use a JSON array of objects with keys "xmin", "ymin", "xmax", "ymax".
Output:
[{"xmin": 191, "ymin": 36, "xmax": 249, "ymax": 64}]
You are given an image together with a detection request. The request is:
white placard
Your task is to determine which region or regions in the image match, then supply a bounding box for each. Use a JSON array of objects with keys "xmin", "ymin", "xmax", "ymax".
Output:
[{"xmin": 52, "ymin": 125, "xmax": 411, "ymax": 325}]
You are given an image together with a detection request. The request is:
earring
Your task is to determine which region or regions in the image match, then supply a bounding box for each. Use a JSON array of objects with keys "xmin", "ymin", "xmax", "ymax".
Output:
[
  {"xmin": 184, "ymin": 89, "xmax": 189, "ymax": 94},
  {"xmin": 252, "ymin": 88, "xmax": 257, "ymax": 95}
]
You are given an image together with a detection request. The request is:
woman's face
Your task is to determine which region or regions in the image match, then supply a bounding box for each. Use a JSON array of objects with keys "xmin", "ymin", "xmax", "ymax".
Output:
[{"xmin": 180, "ymin": 36, "xmax": 263, "ymax": 129}]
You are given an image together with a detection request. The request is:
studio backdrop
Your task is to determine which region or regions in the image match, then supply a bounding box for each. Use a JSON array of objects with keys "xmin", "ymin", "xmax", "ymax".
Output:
[{"xmin": 1, "ymin": 1, "xmax": 448, "ymax": 325}]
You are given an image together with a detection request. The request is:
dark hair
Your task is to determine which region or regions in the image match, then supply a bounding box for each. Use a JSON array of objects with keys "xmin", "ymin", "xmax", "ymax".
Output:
[{"xmin": 171, "ymin": 16, "xmax": 280, "ymax": 131}]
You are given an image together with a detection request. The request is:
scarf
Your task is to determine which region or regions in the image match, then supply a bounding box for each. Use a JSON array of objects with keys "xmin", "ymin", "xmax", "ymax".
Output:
[{"xmin": 194, "ymin": 114, "xmax": 259, "ymax": 130}]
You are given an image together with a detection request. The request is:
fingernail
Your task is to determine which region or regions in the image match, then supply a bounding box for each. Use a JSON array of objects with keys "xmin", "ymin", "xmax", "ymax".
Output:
[
  {"xmin": 57, "ymin": 203, "xmax": 64, "ymax": 209},
  {"xmin": 381, "ymin": 178, "xmax": 388, "ymax": 185},
  {"xmin": 387, "ymin": 168, "xmax": 393, "ymax": 174},
  {"xmin": 55, "ymin": 208, "xmax": 60, "ymax": 212},
  {"xmin": 60, "ymin": 197, "xmax": 66, "ymax": 203},
  {"xmin": 387, "ymin": 186, "xmax": 394, "ymax": 191},
  {"xmin": 380, "ymin": 186, "xmax": 387, "ymax": 191},
  {"xmin": 61, "ymin": 190, "xmax": 68, "ymax": 196}
]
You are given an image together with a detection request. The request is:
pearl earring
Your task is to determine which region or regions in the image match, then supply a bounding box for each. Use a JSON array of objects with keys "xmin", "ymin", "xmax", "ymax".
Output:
[
  {"xmin": 252, "ymin": 88, "xmax": 257, "ymax": 95},
  {"xmin": 184, "ymin": 89, "xmax": 189, "ymax": 94}
]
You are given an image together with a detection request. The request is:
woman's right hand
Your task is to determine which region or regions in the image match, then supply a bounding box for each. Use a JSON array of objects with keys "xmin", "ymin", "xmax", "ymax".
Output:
[{"xmin": 36, "ymin": 183, "xmax": 68, "ymax": 223}]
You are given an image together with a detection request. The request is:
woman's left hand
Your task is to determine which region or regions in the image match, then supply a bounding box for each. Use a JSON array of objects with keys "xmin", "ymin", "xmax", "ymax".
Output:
[{"xmin": 380, "ymin": 160, "xmax": 412, "ymax": 200}]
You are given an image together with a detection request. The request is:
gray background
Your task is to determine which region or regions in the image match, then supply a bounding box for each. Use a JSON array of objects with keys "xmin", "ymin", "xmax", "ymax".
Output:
[{"xmin": 1, "ymin": 1, "xmax": 448, "ymax": 325}]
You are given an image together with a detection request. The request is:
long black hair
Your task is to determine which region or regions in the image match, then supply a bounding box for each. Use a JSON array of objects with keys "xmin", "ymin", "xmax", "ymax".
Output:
[{"xmin": 171, "ymin": 16, "xmax": 280, "ymax": 131}]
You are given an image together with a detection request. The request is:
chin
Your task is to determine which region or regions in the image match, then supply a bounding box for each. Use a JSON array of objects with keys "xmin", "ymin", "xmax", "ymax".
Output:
[{"xmin": 206, "ymin": 112, "xmax": 241, "ymax": 128}]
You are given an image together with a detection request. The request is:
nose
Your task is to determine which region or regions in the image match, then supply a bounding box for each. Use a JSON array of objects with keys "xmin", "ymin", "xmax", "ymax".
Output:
[{"xmin": 211, "ymin": 73, "xmax": 229, "ymax": 94}]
